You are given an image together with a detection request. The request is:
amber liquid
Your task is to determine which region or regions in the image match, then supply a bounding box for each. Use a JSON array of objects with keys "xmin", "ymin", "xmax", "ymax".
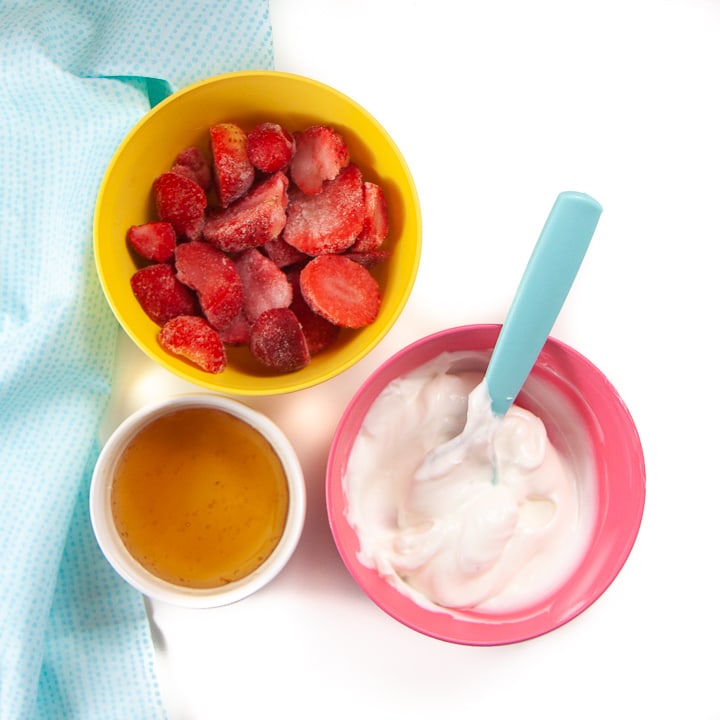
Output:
[{"xmin": 111, "ymin": 407, "xmax": 289, "ymax": 588}]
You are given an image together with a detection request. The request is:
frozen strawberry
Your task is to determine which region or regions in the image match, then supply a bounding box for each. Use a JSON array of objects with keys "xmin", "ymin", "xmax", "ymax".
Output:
[
  {"xmin": 218, "ymin": 310, "xmax": 252, "ymax": 345},
  {"xmin": 158, "ymin": 315, "xmax": 227, "ymax": 374},
  {"xmin": 247, "ymin": 122, "xmax": 295, "ymax": 173},
  {"xmin": 234, "ymin": 248, "xmax": 293, "ymax": 323},
  {"xmin": 203, "ymin": 171, "xmax": 289, "ymax": 254},
  {"xmin": 209, "ymin": 123, "xmax": 255, "ymax": 207},
  {"xmin": 349, "ymin": 182, "xmax": 389, "ymax": 252},
  {"xmin": 171, "ymin": 146, "xmax": 211, "ymax": 190},
  {"xmin": 300, "ymin": 254, "xmax": 380, "ymax": 328},
  {"xmin": 249, "ymin": 308, "xmax": 310, "ymax": 373},
  {"xmin": 175, "ymin": 241, "xmax": 243, "ymax": 331},
  {"xmin": 290, "ymin": 125, "xmax": 349, "ymax": 194},
  {"xmin": 262, "ymin": 236, "xmax": 308, "ymax": 268},
  {"xmin": 342, "ymin": 249, "xmax": 391, "ymax": 269},
  {"xmin": 287, "ymin": 269, "xmax": 340, "ymax": 354},
  {"xmin": 153, "ymin": 172, "xmax": 206, "ymax": 241},
  {"xmin": 283, "ymin": 165, "xmax": 364, "ymax": 255},
  {"xmin": 131, "ymin": 263, "xmax": 199, "ymax": 326},
  {"xmin": 127, "ymin": 221, "xmax": 176, "ymax": 263}
]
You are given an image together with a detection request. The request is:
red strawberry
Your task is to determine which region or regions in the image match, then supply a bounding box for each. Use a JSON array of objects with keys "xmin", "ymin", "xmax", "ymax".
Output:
[
  {"xmin": 158, "ymin": 315, "xmax": 227, "ymax": 374},
  {"xmin": 175, "ymin": 241, "xmax": 243, "ymax": 331},
  {"xmin": 262, "ymin": 236, "xmax": 309, "ymax": 268},
  {"xmin": 342, "ymin": 249, "xmax": 391, "ymax": 269},
  {"xmin": 153, "ymin": 172, "xmax": 206, "ymax": 241},
  {"xmin": 209, "ymin": 123, "xmax": 255, "ymax": 207},
  {"xmin": 127, "ymin": 221, "xmax": 176, "ymax": 263},
  {"xmin": 300, "ymin": 254, "xmax": 380, "ymax": 328},
  {"xmin": 349, "ymin": 182, "xmax": 389, "ymax": 252},
  {"xmin": 218, "ymin": 310, "xmax": 252, "ymax": 345},
  {"xmin": 286, "ymin": 269, "xmax": 340, "ymax": 355},
  {"xmin": 283, "ymin": 164, "xmax": 364, "ymax": 255},
  {"xmin": 249, "ymin": 308, "xmax": 310, "ymax": 373},
  {"xmin": 130, "ymin": 263, "xmax": 199, "ymax": 326},
  {"xmin": 171, "ymin": 146, "xmax": 211, "ymax": 190},
  {"xmin": 234, "ymin": 248, "xmax": 292, "ymax": 324},
  {"xmin": 290, "ymin": 125, "xmax": 349, "ymax": 194},
  {"xmin": 203, "ymin": 171, "xmax": 289, "ymax": 254},
  {"xmin": 247, "ymin": 122, "xmax": 295, "ymax": 173}
]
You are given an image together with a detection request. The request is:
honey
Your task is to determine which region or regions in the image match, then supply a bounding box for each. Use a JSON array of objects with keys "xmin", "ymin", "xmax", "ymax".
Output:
[{"xmin": 111, "ymin": 406, "xmax": 288, "ymax": 588}]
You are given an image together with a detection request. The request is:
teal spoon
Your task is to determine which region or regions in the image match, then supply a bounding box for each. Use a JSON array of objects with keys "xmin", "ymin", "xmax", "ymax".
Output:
[{"xmin": 415, "ymin": 191, "xmax": 603, "ymax": 481}]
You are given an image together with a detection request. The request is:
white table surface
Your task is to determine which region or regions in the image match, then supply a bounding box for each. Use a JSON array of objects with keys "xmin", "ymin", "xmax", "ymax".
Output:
[{"xmin": 101, "ymin": 1, "xmax": 720, "ymax": 717}]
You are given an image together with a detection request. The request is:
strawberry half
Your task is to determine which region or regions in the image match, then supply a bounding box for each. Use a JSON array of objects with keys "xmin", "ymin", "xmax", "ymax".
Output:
[
  {"xmin": 283, "ymin": 164, "xmax": 364, "ymax": 255},
  {"xmin": 290, "ymin": 125, "xmax": 349, "ymax": 194},
  {"xmin": 172, "ymin": 146, "xmax": 211, "ymax": 190},
  {"xmin": 175, "ymin": 241, "xmax": 243, "ymax": 331},
  {"xmin": 127, "ymin": 221, "xmax": 176, "ymax": 263},
  {"xmin": 203, "ymin": 171, "xmax": 289, "ymax": 254},
  {"xmin": 131, "ymin": 263, "xmax": 199, "ymax": 326},
  {"xmin": 349, "ymin": 182, "xmax": 389, "ymax": 252},
  {"xmin": 249, "ymin": 308, "xmax": 310, "ymax": 373},
  {"xmin": 153, "ymin": 172, "xmax": 207, "ymax": 241},
  {"xmin": 210, "ymin": 123, "xmax": 255, "ymax": 207},
  {"xmin": 158, "ymin": 315, "xmax": 227, "ymax": 374},
  {"xmin": 234, "ymin": 248, "xmax": 293, "ymax": 324},
  {"xmin": 247, "ymin": 122, "xmax": 295, "ymax": 173},
  {"xmin": 299, "ymin": 254, "xmax": 380, "ymax": 328},
  {"xmin": 286, "ymin": 269, "xmax": 341, "ymax": 355}
]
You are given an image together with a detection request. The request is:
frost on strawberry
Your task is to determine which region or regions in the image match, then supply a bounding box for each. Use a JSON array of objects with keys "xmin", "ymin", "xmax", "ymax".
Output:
[
  {"xmin": 290, "ymin": 125, "xmax": 349, "ymax": 194},
  {"xmin": 283, "ymin": 164, "xmax": 364, "ymax": 255},
  {"xmin": 263, "ymin": 236, "xmax": 308, "ymax": 269},
  {"xmin": 349, "ymin": 181, "xmax": 389, "ymax": 252},
  {"xmin": 153, "ymin": 172, "xmax": 207, "ymax": 241},
  {"xmin": 286, "ymin": 269, "xmax": 340, "ymax": 355},
  {"xmin": 218, "ymin": 310, "xmax": 252, "ymax": 345},
  {"xmin": 131, "ymin": 263, "xmax": 200, "ymax": 326},
  {"xmin": 300, "ymin": 254, "xmax": 380, "ymax": 329},
  {"xmin": 234, "ymin": 248, "xmax": 292, "ymax": 324},
  {"xmin": 210, "ymin": 122, "xmax": 255, "ymax": 208},
  {"xmin": 249, "ymin": 308, "xmax": 310, "ymax": 373},
  {"xmin": 247, "ymin": 122, "xmax": 295, "ymax": 173},
  {"xmin": 158, "ymin": 315, "xmax": 227, "ymax": 374},
  {"xmin": 127, "ymin": 221, "xmax": 176, "ymax": 263},
  {"xmin": 175, "ymin": 241, "xmax": 243, "ymax": 331},
  {"xmin": 203, "ymin": 171, "xmax": 289, "ymax": 253},
  {"xmin": 171, "ymin": 146, "xmax": 211, "ymax": 190}
]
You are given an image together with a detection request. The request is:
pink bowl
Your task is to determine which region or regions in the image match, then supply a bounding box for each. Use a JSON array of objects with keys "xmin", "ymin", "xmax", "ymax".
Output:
[{"xmin": 326, "ymin": 324, "xmax": 645, "ymax": 645}]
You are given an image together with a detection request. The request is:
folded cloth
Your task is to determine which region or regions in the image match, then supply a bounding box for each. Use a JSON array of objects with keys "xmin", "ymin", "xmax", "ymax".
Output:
[{"xmin": 0, "ymin": 2, "xmax": 273, "ymax": 718}]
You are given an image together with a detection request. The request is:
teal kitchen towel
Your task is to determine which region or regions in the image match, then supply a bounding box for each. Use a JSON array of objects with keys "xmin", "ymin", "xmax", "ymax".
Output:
[{"xmin": 0, "ymin": 2, "xmax": 273, "ymax": 717}]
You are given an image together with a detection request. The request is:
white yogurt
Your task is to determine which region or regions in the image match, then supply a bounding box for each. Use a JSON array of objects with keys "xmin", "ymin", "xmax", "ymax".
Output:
[{"xmin": 343, "ymin": 351, "xmax": 596, "ymax": 614}]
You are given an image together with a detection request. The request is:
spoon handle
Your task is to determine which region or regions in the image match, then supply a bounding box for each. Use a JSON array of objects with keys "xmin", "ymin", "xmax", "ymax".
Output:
[{"xmin": 486, "ymin": 191, "xmax": 603, "ymax": 416}]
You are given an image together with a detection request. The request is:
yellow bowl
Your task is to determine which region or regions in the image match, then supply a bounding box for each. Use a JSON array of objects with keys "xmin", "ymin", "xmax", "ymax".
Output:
[{"xmin": 94, "ymin": 71, "xmax": 421, "ymax": 395}]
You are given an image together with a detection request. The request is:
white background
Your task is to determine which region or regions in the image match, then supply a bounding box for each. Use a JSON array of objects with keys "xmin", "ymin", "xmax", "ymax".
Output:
[{"xmin": 102, "ymin": 1, "xmax": 720, "ymax": 717}]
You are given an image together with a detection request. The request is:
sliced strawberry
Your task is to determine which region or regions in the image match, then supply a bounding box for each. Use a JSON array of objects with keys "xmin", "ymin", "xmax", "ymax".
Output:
[
  {"xmin": 290, "ymin": 125, "xmax": 350, "ymax": 194},
  {"xmin": 203, "ymin": 171, "xmax": 289, "ymax": 253},
  {"xmin": 234, "ymin": 248, "xmax": 293, "ymax": 324},
  {"xmin": 158, "ymin": 315, "xmax": 227, "ymax": 374},
  {"xmin": 287, "ymin": 269, "xmax": 341, "ymax": 355},
  {"xmin": 283, "ymin": 164, "xmax": 364, "ymax": 255},
  {"xmin": 218, "ymin": 310, "xmax": 252, "ymax": 345},
  {"xmin": 175, "ymin": 241, "xmax": 243, "ymax": 331},
  {"xmin": 249, "ymin": 308, "xmax": 310, "ymax": 373},
  {"xmin": 153, "ymin": 172, "xmax": 207, "ymax": 241},
  {"xmin": 209, "ymin": 123, "xmax": 255, "ymax": 207},
  {"xmin": 131, "ymin": 263, "xmax": 199, "ymax": 326},
  {"xmin": 342, "ymin": 249, "xmax": 391, "ymax": 269},
  {"xmin": 247, "ymin": 122, "xmax": 295, "ymax": 173},
  {"xmin": 127, "ymin": 221, "xmax": 176, "ymax": 263},
  {"xmin": 349, "ymin": 182, "xmax": 389, "ymax": 252},
  {"xmin": 262, "ymin": 236, "xmax": 309, "ymax": 268},
  {"xmin": 300, "ymin": 254, "xmax": 380, "ymax": 328},
  {"xmin": 171, "ymin": 146, "xmax": 211, "ymax": 190}
]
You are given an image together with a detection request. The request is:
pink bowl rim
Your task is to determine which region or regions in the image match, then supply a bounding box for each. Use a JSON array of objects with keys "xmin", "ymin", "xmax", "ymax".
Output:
[{"xmin": 326, "ymin": 323, "xmax": 646, "ymax": 645}]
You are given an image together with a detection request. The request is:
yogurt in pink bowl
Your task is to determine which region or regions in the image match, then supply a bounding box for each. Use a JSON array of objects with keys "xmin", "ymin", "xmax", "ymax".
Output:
[{"xmin": 326, "ymin": 324, "xmax": 645, "ymax": 645}]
